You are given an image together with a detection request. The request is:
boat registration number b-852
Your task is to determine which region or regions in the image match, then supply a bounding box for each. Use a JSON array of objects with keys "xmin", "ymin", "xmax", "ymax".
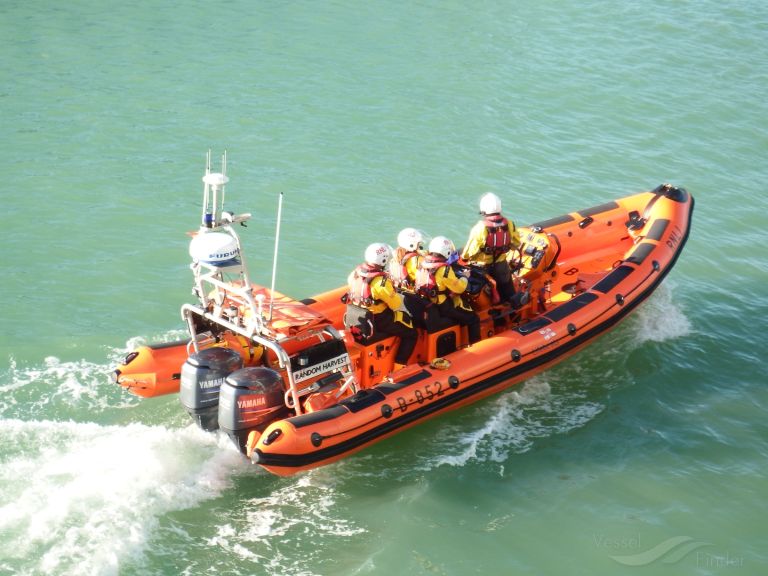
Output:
[{"xmin": 395, "ymin": 380, "xmax": 447, "ymax": 412}]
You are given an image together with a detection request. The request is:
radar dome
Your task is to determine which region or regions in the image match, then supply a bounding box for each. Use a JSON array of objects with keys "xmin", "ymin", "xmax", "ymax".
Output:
[{"xmin": 189, "ymin": 232, "xmax": 240, "ymax": 266}]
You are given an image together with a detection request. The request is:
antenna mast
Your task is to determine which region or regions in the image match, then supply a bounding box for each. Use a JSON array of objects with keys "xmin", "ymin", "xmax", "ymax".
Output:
[{"xmin": 268, "ymin": 192, "xmax": 284, "ymax": 321}]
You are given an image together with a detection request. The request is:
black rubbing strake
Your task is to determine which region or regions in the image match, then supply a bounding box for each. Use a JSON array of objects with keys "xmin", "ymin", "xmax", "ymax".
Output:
[
  {"xmin": 516, "ymin": 317, "xmax": 552, "ymax": 335},
  {"xmin": 544, "ymin": 293, "xmax": 598, "ymax": 323},
  {"xmin": 645, "ymin": 219, "xmax": 669, "ymax": 241},
  {"xmin": 531, "ymin": 214, "xmax": 575, "ymax": 229},
  {"xmin": 338, "ymin": 389, "xmax": 387, "ymax": 413},
  {"xmin": 579, "ymin": 201, "xmax": 619, "ymax": 218},
  {"xmin": 626, "ymin": 242, "xmax": 655, "ymax": 265},
  {"xmin": 376, "ymin": 369, "xmax": 432, "ymax": 395},
  {"xmin": 287, "ymin": 405, "xmax": 348, "ymax": 429},
  {"xmin": 592, "ymin": 265, "xmax": 634, "ymax": 293}
]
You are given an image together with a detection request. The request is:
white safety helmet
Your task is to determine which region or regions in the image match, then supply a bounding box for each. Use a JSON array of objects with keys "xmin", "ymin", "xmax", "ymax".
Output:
[
  {"xmin": 428, "ymin": 236, "xmax": 456, "ymax": 260},
  {"xmin": 479, "ymin": 192, "xmax": 502, "ymax": 215},
  {"xmin": 397, "ymin": 227, "xmax": 424, "ymax": 251},
  {"xmin": 364, "ymin": 242, "xmax": 392, "ymax": 267}
]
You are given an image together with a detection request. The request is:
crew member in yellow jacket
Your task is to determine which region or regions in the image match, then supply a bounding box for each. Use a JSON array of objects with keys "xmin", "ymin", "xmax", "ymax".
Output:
[
  {"xmin": 346, "ymin": 242, "xmax": 417, "ymax": 370},
  {"xmin": 416, "ymin": 236, "xmax": 481, "ymax": 344},
  {"xmin": 461, "ymin": 192, "xmax": 520, "ymax": 305},
  {"xmin": 390, "ymin": 227, "xmax": 429, "ymax": 328}
]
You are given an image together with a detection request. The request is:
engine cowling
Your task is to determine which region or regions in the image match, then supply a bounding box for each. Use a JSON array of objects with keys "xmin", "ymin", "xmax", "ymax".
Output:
[
  {"xmin": 180, "ymin": 348, "xmax": 244, "ymax": 431},
  {"xmin": 218, "ymin": 367, "xmax": 288, "ymax": 453}
]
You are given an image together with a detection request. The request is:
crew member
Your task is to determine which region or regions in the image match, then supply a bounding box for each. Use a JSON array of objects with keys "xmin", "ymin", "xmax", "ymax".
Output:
[
  {"xmin": 416, "ymin": 236, "xmax": 481, "ymax": 345},
  {"xmin": 460, "ymin": 192, "xmax": 520, "ymax": 305},
  {"xmin": 390, "ymin": 227, "xmax": 428, "ymax": 328},
  {"xmin": 391, "ymin": 227, "xmax": 425, "ymax": 290},
  {"xmin": 347, "ymin": 243, "xmax": 417, "ymax": 370}
]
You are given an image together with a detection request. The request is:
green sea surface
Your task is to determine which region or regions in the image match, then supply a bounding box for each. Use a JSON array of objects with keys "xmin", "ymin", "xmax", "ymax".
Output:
[{"xmin": 1, "ymin": 1, "xmax": 766, "ymax": 575}]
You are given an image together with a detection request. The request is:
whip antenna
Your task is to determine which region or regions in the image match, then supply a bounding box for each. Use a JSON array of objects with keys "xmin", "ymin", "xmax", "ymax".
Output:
[
  {"xmin": 202, "ymin": 150, "xmax": 211, "ymax": 227},
  {"xmin": 268, "ymin": 192, "xmax": 284, "ymax": 321},
  {"xmin": 221, "ymin": 150, "xmax": 227, "ymax": 211}
]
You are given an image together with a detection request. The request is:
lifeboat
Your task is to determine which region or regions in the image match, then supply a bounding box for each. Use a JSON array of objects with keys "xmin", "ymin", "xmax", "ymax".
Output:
[{"xmin": 113, "ymin": 152, "xmax": 694, "ymax": 476}]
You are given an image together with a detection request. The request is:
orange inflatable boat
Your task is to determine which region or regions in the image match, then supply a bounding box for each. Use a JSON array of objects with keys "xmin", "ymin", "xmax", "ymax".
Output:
[{"xmin": 113, "ymin": 153, "xmax": 694, "ymax": 476}]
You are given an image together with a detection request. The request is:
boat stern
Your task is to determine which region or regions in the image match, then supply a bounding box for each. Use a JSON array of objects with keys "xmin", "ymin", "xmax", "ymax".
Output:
[{"xmin": 112, "ymin": 340, "xmax": 190, "ymax": 397}]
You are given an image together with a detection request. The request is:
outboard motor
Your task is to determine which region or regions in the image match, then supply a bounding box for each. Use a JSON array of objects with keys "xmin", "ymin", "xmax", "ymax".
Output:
[
  {"xmin": 180, "ymin": 348, "xmax": 244, "ymax": 431},
  {"xmin": 218, "ymin": 367, "xmax": 288, "ymax": 453}
]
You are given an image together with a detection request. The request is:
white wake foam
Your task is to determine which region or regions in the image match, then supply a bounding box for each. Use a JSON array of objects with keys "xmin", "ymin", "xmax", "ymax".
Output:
[
  {"xmin": 0, "ymin": 329, "xmax": 191, "ymax": 420},
  {"xmin": 0, "ymin": 356, "xmax": 141, "ymax": 420},
  {"xmin": 428, "ymin": 377, "xmax": 603, "ymax": 471},
  {"xmin": 0, "ymin": 419, "xmax": 248, "ymax": 576},
  {"xmin": 422, "ymin": 282, "xmax": 689, "ymax": 471},
  {"xmin": 206, "ymin": 472, "xmax": 366, "ymax": 574},
  {"xmin": 632, "ymin": 281, "xmax": 692, "ymax": 344}
]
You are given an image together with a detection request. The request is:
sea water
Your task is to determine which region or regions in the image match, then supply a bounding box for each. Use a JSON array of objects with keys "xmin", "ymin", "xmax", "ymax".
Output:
[{"xmin": 1, "ymin": 1, "xmax": 766, "ymax": 574}]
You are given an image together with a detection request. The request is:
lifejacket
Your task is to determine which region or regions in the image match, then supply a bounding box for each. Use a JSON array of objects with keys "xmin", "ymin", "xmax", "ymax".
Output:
[
  {"xmin": 347, "ymin": 263, "xmax": 386, "ymax": 308},
  {"xmin": 395, "ymin": 250, "xmax": 420, "ymax": 288},
  {"xmin": 415, "ymin": 255, "xmax": 450, "ymax": 300},
  {"xmin": 482, "ymin": 214, "xmax": 513, "ymax": 257}
]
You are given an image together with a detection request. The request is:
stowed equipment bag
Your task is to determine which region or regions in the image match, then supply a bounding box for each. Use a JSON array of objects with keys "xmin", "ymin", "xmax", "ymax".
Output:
[{"xmin": 343, "ymin": 303, "xmax": 375, "ymax": 343}]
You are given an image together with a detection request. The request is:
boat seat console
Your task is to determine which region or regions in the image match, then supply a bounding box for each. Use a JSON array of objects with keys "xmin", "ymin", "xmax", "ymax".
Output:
[
  {"xmin": 345, "ymin": 323, "xmax": 462, "ymax": 387},
  {"xmin": 423, "ymin": 325, "xmax": 460, "ymax": 360}
]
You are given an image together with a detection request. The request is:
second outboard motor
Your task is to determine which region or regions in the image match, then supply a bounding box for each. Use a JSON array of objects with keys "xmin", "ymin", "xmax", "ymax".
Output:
[
  {"xmin": 180, "ymin": 348, "xmax": 244, "ymax": 431},
  {"xmin": 218, "ymin": 367, "xmax": 288, "ymax": 453}
]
